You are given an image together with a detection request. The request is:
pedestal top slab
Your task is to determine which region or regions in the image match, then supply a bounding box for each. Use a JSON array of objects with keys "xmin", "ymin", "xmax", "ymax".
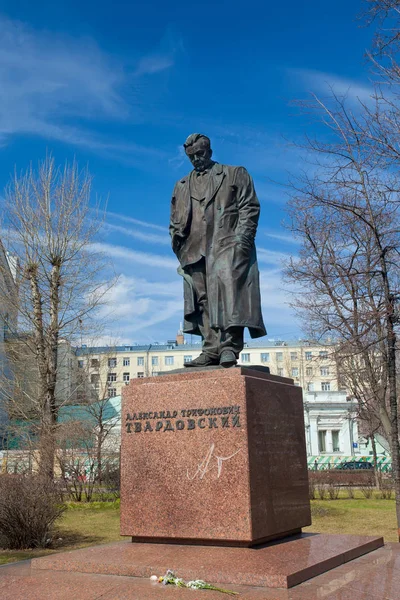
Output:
[
  {"xmin": 129, "ymin": 365, "xmax": 291, "ymax": 385},
  {"xmin": 31, "ymin": 533, "xmax": 384, "ymax": 589}
]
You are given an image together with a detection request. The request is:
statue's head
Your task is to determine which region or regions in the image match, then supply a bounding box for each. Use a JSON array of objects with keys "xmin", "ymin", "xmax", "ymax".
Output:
[{"xmin": 184, "ymin": 133, "xmax": 213, "ymax": 172}]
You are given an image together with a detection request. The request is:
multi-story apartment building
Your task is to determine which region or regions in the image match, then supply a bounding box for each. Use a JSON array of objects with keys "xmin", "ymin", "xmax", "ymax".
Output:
[
  {"xmin": 75, "ymin": 338, "xmax": 341, "ymax": 402},
  {"xmin": 72, "ymin": 337, "xmax": 393, "ymax": 464}
]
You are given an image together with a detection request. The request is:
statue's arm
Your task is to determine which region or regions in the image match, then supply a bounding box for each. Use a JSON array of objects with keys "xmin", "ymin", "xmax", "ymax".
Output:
[
  {"xmin": 169, "ymin": 183, "xmax": 184, "ymax": 256},
  {"xmin": 234, "ymin": 167, "xmax": 260, "ymax": 251}
]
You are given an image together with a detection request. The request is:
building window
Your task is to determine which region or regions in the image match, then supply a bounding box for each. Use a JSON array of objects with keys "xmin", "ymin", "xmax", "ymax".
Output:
[
  {"xmin": 291, "ymin": 367, "xmax": 299, "ymax": 377},
  {"xmin": 90, "ymin": 374, "xmax": 99, "ymax": 384},
  {"xmin": 78, "ymin": 360, "xmax": 84, "ymax": 368},
  {"xmin": 108, "ymin": 387, "xmax": 117, "ymax": 397},
  {"xmin": 277, "ymin": 368, "xmax": 284, "ymax": 376},
  {"xmin": 123, "ymin": 357, "xmax": 130, "ymax": 367},
  {"xmin": 319, "ymin": 351, "xmax": 328, "ymax": 359},
  {"xmin": 305, "ymin": 351, "xmax": 312, "ymax": 361},
  {"xmin": 123, "ymin": 372, "xmax": 130, "ymax": 383},
  {"xmin": 165, "ymin": 356, "xmax": 174, "ymax": 366},
  {"xmin": 321, "ymin": 381, "xmax": 331, "ymax": 391},
  {"xmin": 91, "ymin": 359, "xmax": 99, "ymax": 368},
  {"xmin": 276, "ymin": 352, "xmax": 283, "ymax": 362},
  {"xmin": 260, "ymin": 352, "xmax": 270, "ymax": 362},
  {"xmin": 320, "ymin": 367, "xmax": 330, "ymax": 376},
  {"xmin": 108, "ymin": 358, "xmax": 117, "ymax": 368},
  {"xmin": 290, "ymin": 352, "xmax": 298, "ymax": 361},
  {"xmin": 318, "ymin": 430, "xmax": 327, "ymax": 453},
  {"xmin": 241, "ymin": 353, "xmax": 250, "ymax": 363},
  {"xmin": 152, "ymin": 356, "xmax": 159, "ymax": 366},
  {"xmin": 306, "ymin": 367, "xmax": 313, "ymax": 376},
  {"xmin": 332, "ymin": 430, "xmax": 340, "ymax": 452},
  {"xmin": 307, "ymin": 382, "xmax": 315, "ymax": 392},
  {"xmin": 137, "ymin": 357, "xmax": 144, "ymax": 366},
  {"xmin": 183, "ymin": 355, "xmax": 193, "ymax": 364},
  {"xmin": 152, "ymin": 371, "xmax": 159, "ymax": 377},
  {"xmin": 107, "ymin": 373, "xmax": 117, "ymax": 382},
  {"xmin": 137, "ymin": 372, "xmax": 144, "ymax": 378}
]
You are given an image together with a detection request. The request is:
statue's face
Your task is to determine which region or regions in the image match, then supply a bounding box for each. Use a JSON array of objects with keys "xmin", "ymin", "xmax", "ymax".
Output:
[{"xmin": 185, "ymin": 139, "xmax": 213, "ymax": 172}]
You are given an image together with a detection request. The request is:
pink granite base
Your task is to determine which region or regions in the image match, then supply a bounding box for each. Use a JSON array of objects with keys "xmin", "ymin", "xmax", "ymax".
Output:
[
  {"xmin": 121, "ymin": 367, "xmax": 311, "ymax": 546},
  {"xmin": 31, "ymin": 534, "xmax": 384, "ymax": 589}
]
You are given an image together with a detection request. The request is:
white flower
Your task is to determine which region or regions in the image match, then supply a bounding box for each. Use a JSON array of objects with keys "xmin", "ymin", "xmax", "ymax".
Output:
[
  {"xmin": 150, "ymin": 575, "xmax": 158, "ymax": 581},
  {"xmin": 187, "ymin": 580, "xmax": 207, "ymax": 589}
]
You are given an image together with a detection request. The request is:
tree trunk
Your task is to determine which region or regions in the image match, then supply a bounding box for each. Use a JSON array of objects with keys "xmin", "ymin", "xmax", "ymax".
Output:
[
  {"xmin": 370, "ymin": 431, "xmax": 381, "ymax": 489},
  {"xmin": 387, "ymin": 314, "xmax": 400, "ymax": 542},
  {"xmin": 97, "ymin": 432, "xmax": 103, "ymax": 485}
]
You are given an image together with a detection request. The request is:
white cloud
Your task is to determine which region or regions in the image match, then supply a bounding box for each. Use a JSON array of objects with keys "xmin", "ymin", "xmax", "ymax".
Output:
[
  {"xmin": 257, "ymin": 247, "xmax": 291, "ymax": 266},
  {"xmin": 96, "ymin": 274, "xmax": 183, "ymax": 342},
  {"xmin": 264, "ymin": 232, "xmax": 300, "ymax": 245},
  {"xmin": 104, "ymin": 223, "xmax": 170, "ymax": 245},
  {"xmin": 0, "ymin": 17, "xmax": 126, "ymax": 140},
  {"xmin": 107, "ymin": 211, "xmax": 167, "ymax": 232},
  {"xmin": 0, "ymin": 16, "xmax": 173, "ymax": 161},
  {"xmin": 135, "ymin": 55, "xmax": 175, "ymax": 76},
  {"xmin": 289, "ymin": 68, "xmax": 374, "ymax": 104},
  {"xmin": 90, "ymin": 241, "xmax": 178, "ymax": 270}
]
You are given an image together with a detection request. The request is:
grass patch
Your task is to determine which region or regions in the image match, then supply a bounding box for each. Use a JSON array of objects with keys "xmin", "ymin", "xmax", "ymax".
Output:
[
  {"xmin": 1, "ymin": 496, "xmax": 398, "ymax": 566},
  {"xmin": 305, "ymin": 497, "xmax": 398, "ymax": 542},
  {"xmin": 0, "ymin": 501, "xmax": 123, "ymax": 566}
]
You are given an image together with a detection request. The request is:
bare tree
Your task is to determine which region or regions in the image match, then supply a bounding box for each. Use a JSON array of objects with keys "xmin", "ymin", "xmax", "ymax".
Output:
[
  {"xmin": 0, "ymin": 157, "xmax": 115, "ymax": 480},
  {"xmin": 285, "ymin": 91, "xmax": 400, "ymax": 540}
]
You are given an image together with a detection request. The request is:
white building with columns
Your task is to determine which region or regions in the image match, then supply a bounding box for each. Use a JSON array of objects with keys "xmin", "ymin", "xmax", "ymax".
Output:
[{"xmin": 304, "ymin": 390, "xmax": 360, "ymax": 462}]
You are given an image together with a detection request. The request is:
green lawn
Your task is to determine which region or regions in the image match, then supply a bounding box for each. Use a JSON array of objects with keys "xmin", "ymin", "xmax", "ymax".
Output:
[
  {"xmin": 0, "ymin": 501, "xmax": 123, "ymax": 565},
  {"xmin": 0, "ymin": 497, "xmax": 398, "ymax": 566},
  {"xmin": 305, "ymin": 497, "xmax": 398, "ymax": 542}
]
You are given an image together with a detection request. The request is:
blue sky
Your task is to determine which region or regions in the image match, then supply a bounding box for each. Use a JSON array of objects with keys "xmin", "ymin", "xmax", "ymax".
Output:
[{"xmin": 0, "ymin": 0, "xmax": 374, "ymax": 344}]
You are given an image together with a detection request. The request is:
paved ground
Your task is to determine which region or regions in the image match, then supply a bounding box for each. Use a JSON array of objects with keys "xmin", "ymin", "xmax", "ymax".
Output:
[{"xmin": 1, "ymin": 543, "xmax": 399, "ymax": 599}]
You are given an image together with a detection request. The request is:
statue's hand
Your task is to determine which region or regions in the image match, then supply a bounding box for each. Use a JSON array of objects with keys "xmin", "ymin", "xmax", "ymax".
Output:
[{"xmin": 172, "ymin": 234, "xmax": 184, "ymax": 255}]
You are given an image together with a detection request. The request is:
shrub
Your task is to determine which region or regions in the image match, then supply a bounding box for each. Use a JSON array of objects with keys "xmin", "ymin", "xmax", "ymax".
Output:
[
  {"xmin": 309, "ymin": 477, "xmax": 316, "ymax": 500},
  {"xmin": 327, "ymin": 481, "xmax": 340, "ymax": 500},
  {"xmin": 0, "ymin": 475, "xmax": 66, "ymax": 549},
  {"xmin": 100, "ymin": 463, "xmax": 120, "ymax": 501},
  {"xmin": 376, "ymin": 481, "xmax": 394, "ymax": 500},
  {"xmin": 317, "ymin": 483, "xmax": 327, "ymax": 500},
  {"xmin": 360, "ymin": 484, "xmax": 374, "ymax": 499}
]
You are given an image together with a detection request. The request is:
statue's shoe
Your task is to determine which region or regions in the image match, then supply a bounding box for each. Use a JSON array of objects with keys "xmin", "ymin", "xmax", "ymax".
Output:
[
  {"xmin": 219, "ymin": 350, "xmax": 237, "ymax": 368},
  {"xmin": 184, "ymin": 353, "xmax": 219, "ymax": 367}
]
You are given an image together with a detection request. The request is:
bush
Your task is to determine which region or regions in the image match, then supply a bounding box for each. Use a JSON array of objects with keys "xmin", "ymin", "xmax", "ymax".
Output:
[
  {"xmin": 309, "ymin": 477, "xmax": 316, "ymax": 500},
  {"xmin": 360, "ymin": 483, "xmax": 374, "ymax": 499},
  {"xmin": 308, "ymin": 469, "xmax": 374, "ymax": 487},
  {"xmin": 0, "ymin": 475, "xmax": 66, "ymax": 549},
  {"xmin": 327, "ymin": 480, "xmax": 340, "ymax": 500},
  {"xmin": 317, "ymin": 482, "xmax": 327, "ymax": 500},
  {"xmin": 376, "ymin": 481, "xmax": 394, "ymax": 500}
]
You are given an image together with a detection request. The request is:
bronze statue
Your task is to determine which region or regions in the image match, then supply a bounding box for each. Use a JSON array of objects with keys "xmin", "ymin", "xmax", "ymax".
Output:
[{"xmin": 169, "ymin": 133, "xmax": 266, "ymax": 368}]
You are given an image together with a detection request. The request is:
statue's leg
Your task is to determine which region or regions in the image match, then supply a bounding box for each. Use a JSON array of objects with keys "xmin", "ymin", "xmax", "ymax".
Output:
[
  {"xmin": 184, "ymin": 259, "xmax": 219, "ymax": 366},
  {"xmin": 219, "ymin": 327, "xmax": 244, "ymax": 367}
]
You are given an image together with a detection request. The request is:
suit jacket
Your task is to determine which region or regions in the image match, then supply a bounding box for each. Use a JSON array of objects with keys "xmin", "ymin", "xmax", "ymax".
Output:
[{"xmin": 169, "ymin": 162, "xmax": 266, "ymax": 338}]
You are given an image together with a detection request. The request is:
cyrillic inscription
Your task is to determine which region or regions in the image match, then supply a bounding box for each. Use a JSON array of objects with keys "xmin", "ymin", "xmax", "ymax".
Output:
[{"xmin": 125, "ymin": 405, "xmax": 241, "ymax": 434}]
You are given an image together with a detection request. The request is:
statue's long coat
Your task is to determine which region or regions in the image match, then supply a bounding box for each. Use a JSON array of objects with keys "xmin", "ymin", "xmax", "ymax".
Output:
[{"xmin": 169, "ymin": 162, "xmax": 266, "ymax": 338}]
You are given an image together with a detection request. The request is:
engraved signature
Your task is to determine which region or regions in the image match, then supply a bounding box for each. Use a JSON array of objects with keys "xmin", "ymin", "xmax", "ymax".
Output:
[{"xmin": 186, "ymin": 443, "xmax": 242, "ymax": 480}]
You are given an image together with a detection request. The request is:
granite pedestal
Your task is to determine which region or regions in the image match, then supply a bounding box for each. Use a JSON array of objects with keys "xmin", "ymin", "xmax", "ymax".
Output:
[
  {"xmin": 27, "ymin": 367, "xmax": 385, "ymax": 594},
  {"xmin": 120, "ymin": 367, "xmax": 311, "ymax": 546}
]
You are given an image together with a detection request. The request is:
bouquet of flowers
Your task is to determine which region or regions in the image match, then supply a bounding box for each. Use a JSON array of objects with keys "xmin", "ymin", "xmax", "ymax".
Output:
[{"xmin": 150, "ymin": 569, "xmax": 239, "ymax": 595}]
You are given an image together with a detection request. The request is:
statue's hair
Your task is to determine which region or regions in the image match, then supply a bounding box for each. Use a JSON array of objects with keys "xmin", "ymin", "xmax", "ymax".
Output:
[{"xmin": 183, "ymin": 133, "xmax": 211, "ymax": 150}]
